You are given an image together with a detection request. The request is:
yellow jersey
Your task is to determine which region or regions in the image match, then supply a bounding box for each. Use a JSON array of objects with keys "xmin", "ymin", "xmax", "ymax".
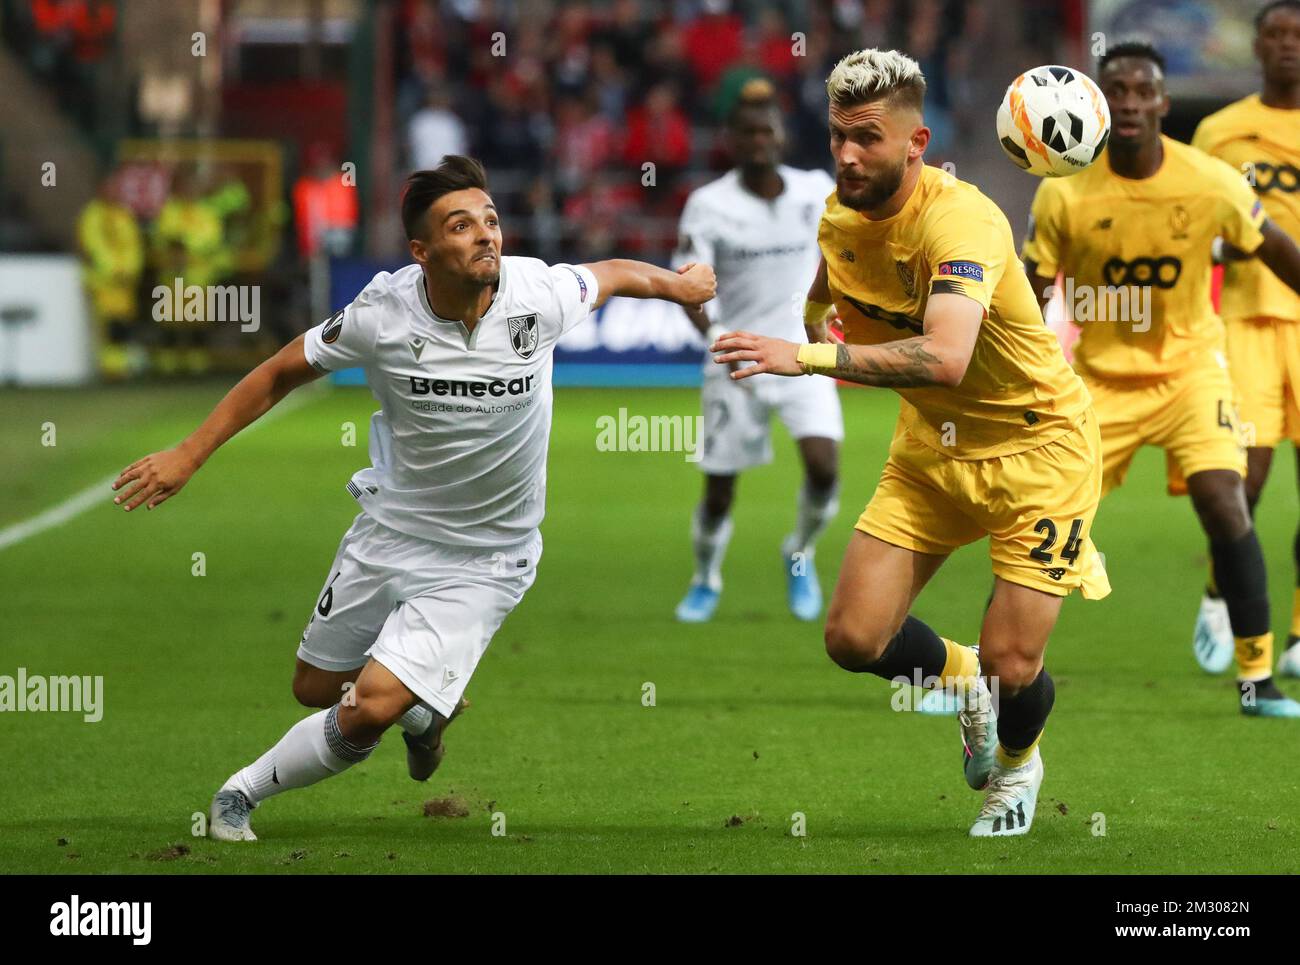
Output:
[
  {"xmin": 1193, "ymin": 94, "xmax": 1300, "ymax": 323},
  {"xmin": 1022, "ymin": 135, "xmax": 1266, "ymax": 382},
  {"xmin": 819, "ymin": 163, "xmax": 1090, "ymax": 460}
]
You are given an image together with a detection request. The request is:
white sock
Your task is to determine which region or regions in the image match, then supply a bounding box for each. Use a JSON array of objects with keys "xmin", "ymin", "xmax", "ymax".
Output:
[
  {"xmin": 222, "ymin": 705, "xmax": 377, "ymax": 805},
  {"xmin": 691, "ymin": 504, "xmax": 733, "ymax": 592},
  {"xmin": 398, "ymin": 702, "xmax": 434, "ymax": 735},
  {"xmin": 781, "ymin": 481, "xmax": 839, "ymax": 558}
]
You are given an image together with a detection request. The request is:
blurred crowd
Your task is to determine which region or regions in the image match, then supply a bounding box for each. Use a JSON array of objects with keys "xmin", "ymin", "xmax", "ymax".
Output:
[
  {"xmin": 394, "ymin": 0, "xmax": 1080, "ymax": 264},
  {"xmin": 0, "ymin": 0, "xmax": 1080, "ymax": 378}
]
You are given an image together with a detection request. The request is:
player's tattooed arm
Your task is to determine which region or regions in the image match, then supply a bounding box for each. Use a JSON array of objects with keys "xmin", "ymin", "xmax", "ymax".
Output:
[
  {"xmin": 112, "ymin": 335, "xmax": 322, "ymax": 511},
  {"xmin": 711, "ymin": 292, "xmax": 980, "ymax": 388},
  {"xmin": 1251, "ymin": 219, "xmax": 1300, "ymax": 295},
  {"xmin": 827, "ymin": 336, "xmax": 946, "ymax": 387},
  {"xmin": 584, "ymin": 259, "xmax": 716, "ymax": 309}
]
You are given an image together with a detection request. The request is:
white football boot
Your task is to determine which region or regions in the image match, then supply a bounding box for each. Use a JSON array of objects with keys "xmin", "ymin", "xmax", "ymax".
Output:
[
  {"xmin": 959, "ymin": 673, "xmax": 998, "ymax": 790},
  {"xmin": 1277, "ymin": 639, "xmax": 1300, "ymax": 679},
  {"xmin": 969, "ymin": 749, "xmax": 1044, "ymax": 838},
  {"xmin": 1192, "ymin": 594, "xmax": 1234, "ymax": 674},
  {"xmin": 208, "ymin": 788, "xmax": 257, "ymax": 842}
]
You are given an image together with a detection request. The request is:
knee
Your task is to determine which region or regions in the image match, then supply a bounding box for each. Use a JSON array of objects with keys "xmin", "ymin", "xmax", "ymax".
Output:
[
  {"xmin": 979, "ymin": 650, "xmax": 1041, "ymax": 696},
  {"xmin": 292, "ymin": 667, "xmax": 341, "ymax": 708},
  {"xmin": 1191, "ymin": 477, "xmax": 1252, "ymax": 543},
  {"xmin": 337, "ymin": 692, "xmax": 404, "ymax": 739},
  {"xmin": 803, "ymin": 451, "xmax": 839, "ymax": 493},
  {"xmin": 806, "ymin": 464, "xmax": 838, "ymax": 495},
  {"xmin": 824, "ymin": 614, "xmax": 892, "ymax": 671},
  {"xmin": 703, "ymin": 477, "xmax": 735, "ymax": 518}
]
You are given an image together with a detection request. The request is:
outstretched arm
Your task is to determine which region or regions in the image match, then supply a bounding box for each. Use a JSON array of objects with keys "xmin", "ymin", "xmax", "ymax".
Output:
[
  {"xmin": 112, "ymin": 335, "xmax": 323, "ymax": 511},
  {"xmin": 1251, "ymin": 219, "xmax": 1300, "ymax": 295},
  {"xmin": 711, "ymin": 292, "xmax": 982, "ymax": 389},
  {"xmin": 584, "ymin": 259, "xmax": 716, "ymax": 309}
]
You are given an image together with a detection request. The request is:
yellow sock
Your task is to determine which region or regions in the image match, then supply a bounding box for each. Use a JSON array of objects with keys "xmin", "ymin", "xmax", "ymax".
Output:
[
  {"xmin": 1235, "ymin": 632, "xmax": 1274, "ymax": 682},
  {"xmin": 937, "ymin": 638, "xmax": 980, "ymax": 698},
  {"xmin": 1290, "ymin": 588, "xmax": 1300, "ymax": 641},
  {"xmin": 1207, "ymin": 567, "xmax": 1218, "ymax": 597},
  {"xmin": 996, "ymin": 734, "xmax": 1041, "ymax": 769}
]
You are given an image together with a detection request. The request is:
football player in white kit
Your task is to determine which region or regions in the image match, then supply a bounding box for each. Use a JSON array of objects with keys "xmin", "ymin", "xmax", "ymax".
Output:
[
  {"xmin": 674, "ymin": 86, "xmax": 845, "ymax": 623},
  {"xmin": 111, "ymin": 156, "xmax": 716, "ymax": 841}
]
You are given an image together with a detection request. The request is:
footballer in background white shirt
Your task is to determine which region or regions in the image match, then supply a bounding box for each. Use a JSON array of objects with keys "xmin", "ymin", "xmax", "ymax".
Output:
[
  {"xmin": 673, "ymin": 87, "xmax": 844, "ymax": 624},
  {"xmin": 112, "ymin": 156, "xmax": 716, "ymax": 841}
]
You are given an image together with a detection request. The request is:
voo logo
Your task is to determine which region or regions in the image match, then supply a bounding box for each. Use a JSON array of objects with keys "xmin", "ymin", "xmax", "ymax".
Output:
[
  {"xmin": 1251, "ymin": 162, "xmax": 1300, "ymax": 194},
  {"xmin": 1101, "ymin": 256, "xmax": 1182, "ymax": 289}
]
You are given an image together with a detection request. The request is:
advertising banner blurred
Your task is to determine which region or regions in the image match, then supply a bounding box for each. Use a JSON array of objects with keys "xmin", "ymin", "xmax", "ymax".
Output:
[
  {"xmin": 0, "ymin": 255, "xmax": 93, "ymax": 386},
  {"xmin": 1090, "ymin": 0, "xmax": 1258, "ymax": 96}
]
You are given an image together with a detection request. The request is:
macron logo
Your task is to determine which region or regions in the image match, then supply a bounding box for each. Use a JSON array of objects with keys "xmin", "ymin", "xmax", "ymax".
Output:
[{"xmin": 50, "ymin": 895, "xmax": 151, "ymax": 945}]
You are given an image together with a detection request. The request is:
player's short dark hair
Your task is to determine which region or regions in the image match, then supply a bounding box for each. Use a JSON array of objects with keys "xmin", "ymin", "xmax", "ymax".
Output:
[
  {"xmin": 1257, "ymin": 0, "xmax": 1300, "ymax": 31},
  {"xmin": 401, "ymin": 156, "xmax": 489, "ymax": 240},
  {"xmin": 1098, "ymin": 40, "xmax": 1167, "ymax": 76}
]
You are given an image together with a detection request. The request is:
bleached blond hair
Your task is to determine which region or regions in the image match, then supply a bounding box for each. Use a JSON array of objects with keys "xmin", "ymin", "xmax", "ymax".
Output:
[{"xmin": 825, "ymin": 49, "xmax": 926, "ymax": 112}]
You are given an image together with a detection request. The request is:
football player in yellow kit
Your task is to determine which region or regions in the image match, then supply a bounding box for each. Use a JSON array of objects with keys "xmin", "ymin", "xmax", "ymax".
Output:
[
  {"xmin": 712, "ymin": 49, "xmax": 1109, "ymax": 838},
  {"xmin": 1022, "ymin": 41, "xmax": 1300, "ymax": 716},
  {"xmin": 1192, "ymin": 0, "xmax": 1300, "ymax": 679}
]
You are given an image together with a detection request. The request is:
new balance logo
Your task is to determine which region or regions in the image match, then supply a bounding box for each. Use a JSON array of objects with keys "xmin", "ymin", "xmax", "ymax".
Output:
[
  {"xmin": 839, "ymin": 248, "xmax": 855, "ymax": 262},
  {"xmin": 1045, "ymin": 567, "xmax": 1066, "ymax": 581},
  {"xmin": 1092, "ymin": 217, "xmax": 1113, "ymax": 230}
]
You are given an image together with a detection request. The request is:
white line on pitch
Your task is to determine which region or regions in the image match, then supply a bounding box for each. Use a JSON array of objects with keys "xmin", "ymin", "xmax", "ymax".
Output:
[{"xmin": 0, "ymin": 382, "xmax": 331, "ymax": 553}]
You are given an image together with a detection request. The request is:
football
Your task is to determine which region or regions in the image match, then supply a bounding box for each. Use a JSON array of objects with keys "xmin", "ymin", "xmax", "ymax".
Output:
[{"xmin": 996, "ymin": 65, "xmax": 1111, "ymax": 177}]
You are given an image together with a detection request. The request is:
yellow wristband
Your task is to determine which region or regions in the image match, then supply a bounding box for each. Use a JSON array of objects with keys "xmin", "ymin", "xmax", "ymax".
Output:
[
  {"xmin": 796, "ymin": 342, "xmax": 839, "ymax": 375},
  {"xmin": 803, "ymin": 299, "xmax": 835, "ymax": 331}
]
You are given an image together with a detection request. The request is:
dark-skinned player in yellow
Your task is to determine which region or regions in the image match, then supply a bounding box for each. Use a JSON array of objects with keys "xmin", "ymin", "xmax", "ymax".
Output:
[
  {"xmin": 712, "ymin": 48, "xmax": 1110, "ymax": 838},
  {"xmin": 1022, "ymin": 40, "xmax": 1300, "ymax": 716},
  {"xmin": 1193, "ymin": 0, "xmax": 1300, "ymax": 679}
]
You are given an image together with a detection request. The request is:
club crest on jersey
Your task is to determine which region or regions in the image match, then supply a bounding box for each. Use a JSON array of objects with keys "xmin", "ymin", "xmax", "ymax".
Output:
[
  {"xmin": 321, "ymin": 308, "xmax": 344, "ymax": 344},
  {"xmin": 409, "ymin": 337, "xmax": 426, "ymax": 362},
  {"xmin": 508, "ymin": 313, "xmax": 540, "ymax": 359},
  {"xmin": 895, "ymin": 260, "xmax": 917, "ymax": 297},
  {"xmin": 1168, "ymin": 204, "xmax": 1190, "ymax": 240}
]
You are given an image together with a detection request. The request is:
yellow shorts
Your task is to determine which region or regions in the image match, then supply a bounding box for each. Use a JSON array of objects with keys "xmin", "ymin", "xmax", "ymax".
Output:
[
  {"xmin": 1084, "ymin": 353, "xmax": 1247, "ymax": 497},
  {"xmin": 856, "ymin": 411, "xmax": 1109, "ymax": 599},
  {"xmin": 1225, "ymin": 315, "xmax": 1300, "ymax": 449}
]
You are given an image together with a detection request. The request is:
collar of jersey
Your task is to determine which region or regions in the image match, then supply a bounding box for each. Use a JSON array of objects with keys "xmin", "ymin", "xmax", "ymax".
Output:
[
  {"xmin": 1101, "ymin": 135, "xmax": 1171, "ymax": 184},
  {"xmin": 415, "ymin": 260, "xmax": 506, "ymax": 350}
]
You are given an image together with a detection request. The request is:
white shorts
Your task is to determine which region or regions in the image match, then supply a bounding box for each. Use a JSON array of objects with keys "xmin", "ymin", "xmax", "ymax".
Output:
[
  {"xmin": 296, "ymin": 512, "xmax": 541, "ymax": 717},
  {"xmin": 697, "ymin": 368, "xmax": 844, "ymax": 474}
]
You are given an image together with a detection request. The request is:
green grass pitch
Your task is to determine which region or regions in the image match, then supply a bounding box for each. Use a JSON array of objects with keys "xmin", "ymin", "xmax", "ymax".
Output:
[{"xmin": 2, "ymin": 380, "xmax": 1299, "ymax": 874}]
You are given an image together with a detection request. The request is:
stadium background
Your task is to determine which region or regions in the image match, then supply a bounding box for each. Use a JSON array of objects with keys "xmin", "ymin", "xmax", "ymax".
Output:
[
  {"xmin": 2, "ymin": 0, "xmax": 1258, "ymax": 387},
  {"xmin": 4, "ymin": 0, "xmax": 1300, "ymax": 876}
]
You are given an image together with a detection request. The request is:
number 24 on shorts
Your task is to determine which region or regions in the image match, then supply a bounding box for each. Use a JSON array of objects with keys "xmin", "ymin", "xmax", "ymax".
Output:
[{"xmin": 1029, "ymin": 518, "xmax": 1083, "ymax": 566}]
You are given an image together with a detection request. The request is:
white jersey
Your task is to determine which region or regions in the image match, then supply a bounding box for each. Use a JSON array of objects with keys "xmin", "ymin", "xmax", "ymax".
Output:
[
  {"xmin": 303, "ymin": 257, "xmax": 599, "ymax": 549},
  {"xmin": 674, "ymin": 164, "xmax": 833, "ymax": 345}
]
